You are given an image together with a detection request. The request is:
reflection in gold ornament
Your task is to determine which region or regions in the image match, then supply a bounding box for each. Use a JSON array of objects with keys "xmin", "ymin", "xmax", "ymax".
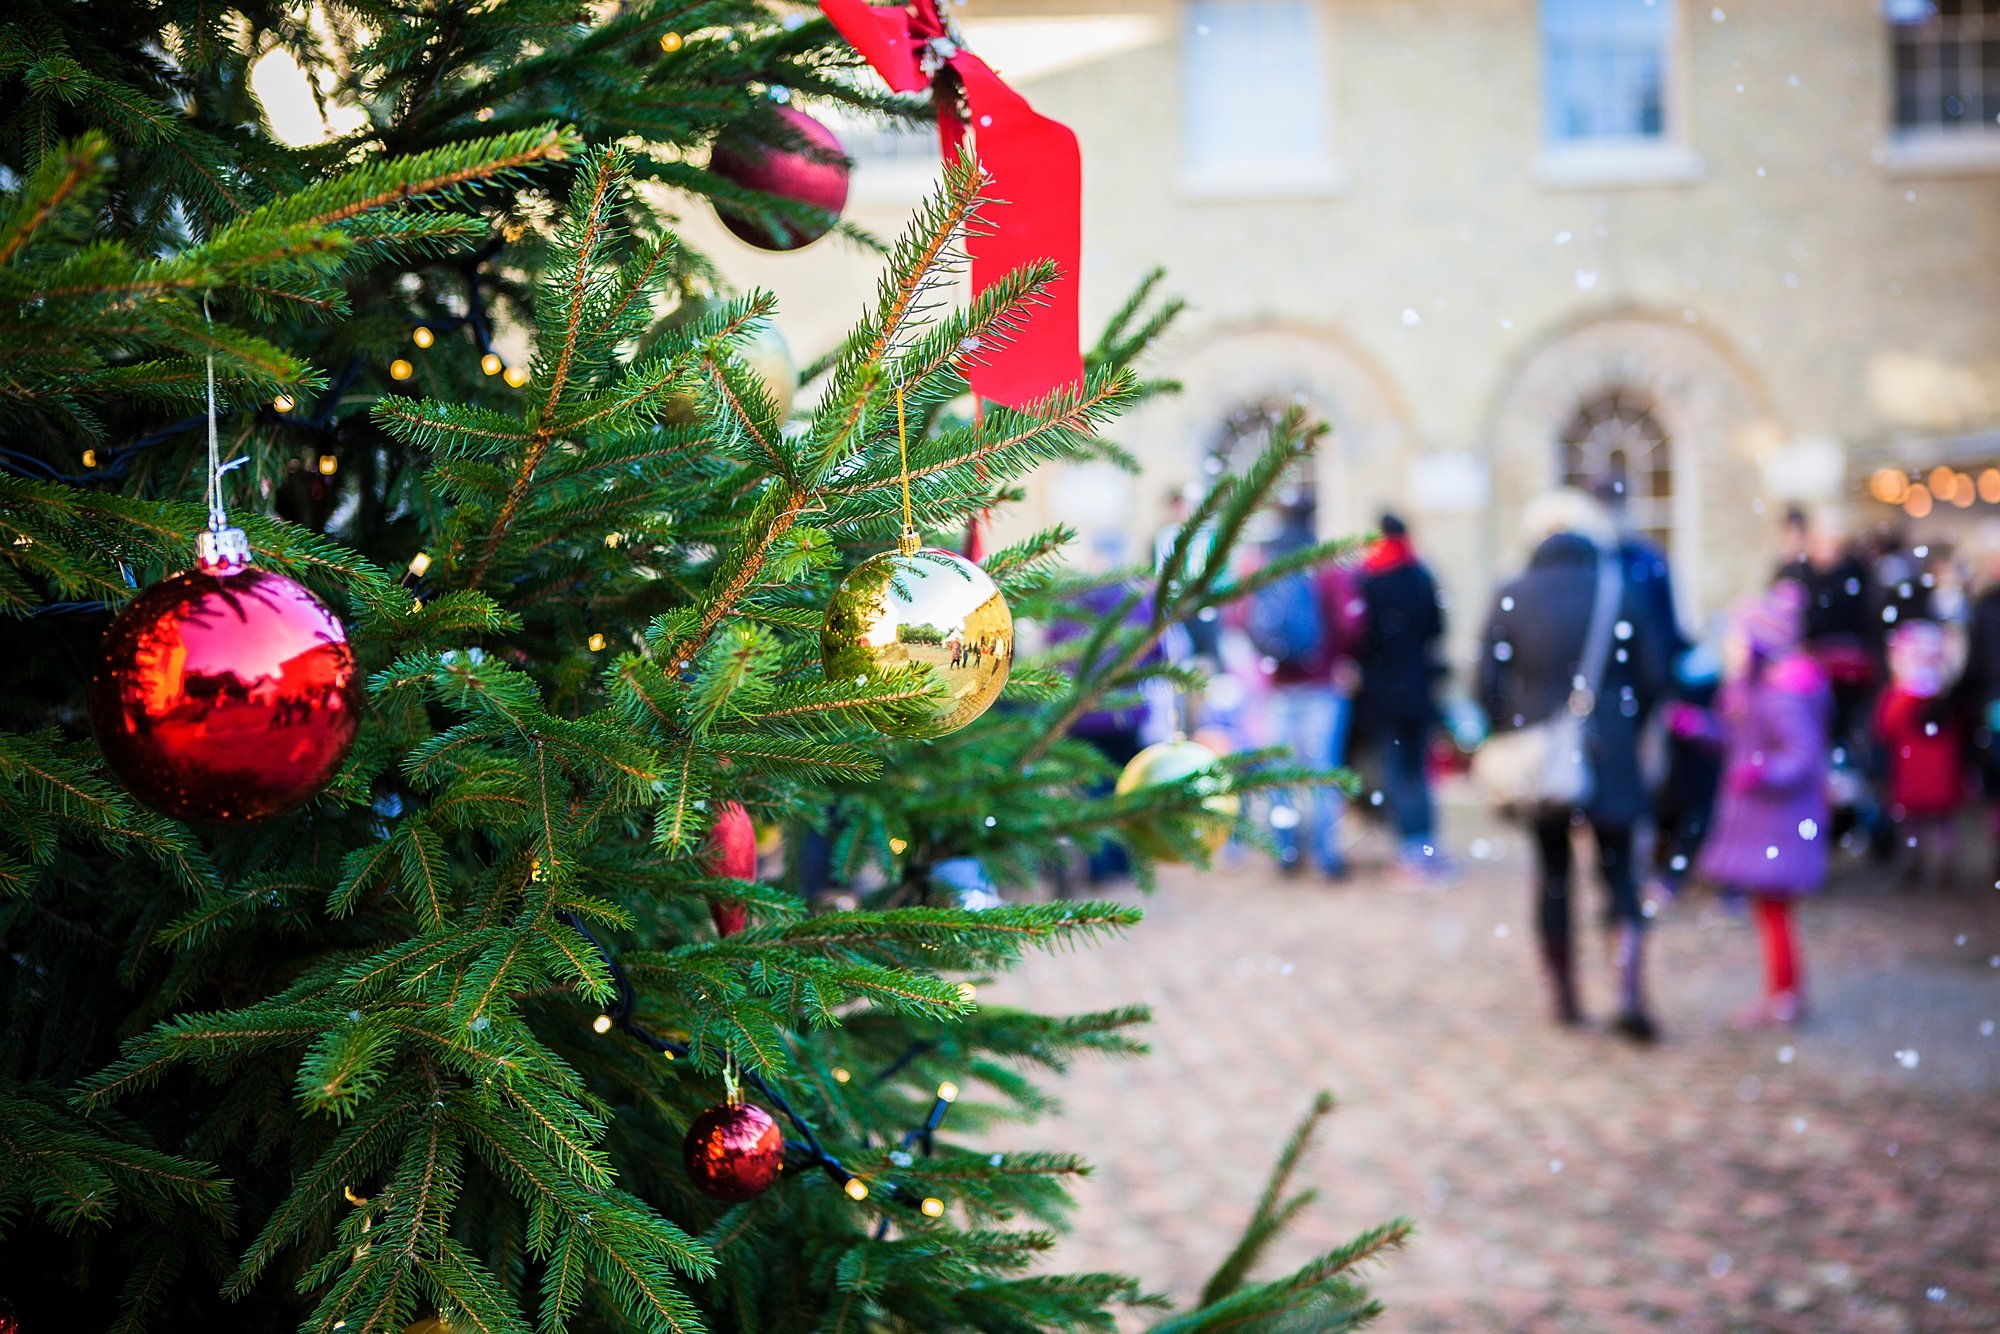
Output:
[
  {"xmin": 821, "ymin": 547, "xmax": 1012, "ymax": 737},
  {"xmin": 1904, "ymin": 483, "xmax": 1934, "ymax": 518},
  {"xmin": 1114, "ymin": 738, "xmax": 1240, "ymax": 863}
]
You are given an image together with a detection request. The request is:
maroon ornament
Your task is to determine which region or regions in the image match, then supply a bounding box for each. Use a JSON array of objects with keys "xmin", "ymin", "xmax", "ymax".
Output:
[
  {"xmin": 89, "ymin": 531, "xmax": 361, "ymax": 822},
  {"xmin": 704, "ymin": 801, "xmax": 756, "ymax": 937},
  {"xmin": 683, "ymin": 1100, "xmax": 784, "ymax": 1201},
  {"xmin": 710, "ymin": 105, "xmax": 850, "ymax": 251}
]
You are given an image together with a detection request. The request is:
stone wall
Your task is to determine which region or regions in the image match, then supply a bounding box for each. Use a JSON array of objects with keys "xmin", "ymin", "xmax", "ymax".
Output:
[{"xmin": 691, "ymin": 0, "xmax": 2000, "ymax": 666}]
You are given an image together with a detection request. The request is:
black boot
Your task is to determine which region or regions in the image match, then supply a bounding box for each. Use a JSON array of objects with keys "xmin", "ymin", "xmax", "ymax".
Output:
[
  {"xmin": 1611, "ymin": 921, "xmax": 1658, "ymax": 1043},
  {"xmin": 1538, "ymin": 875, "xmax": 1582, "ymax": 1026}
]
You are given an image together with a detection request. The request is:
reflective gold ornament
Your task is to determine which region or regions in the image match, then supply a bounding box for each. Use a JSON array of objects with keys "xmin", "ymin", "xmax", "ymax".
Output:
[
  {"xmin": 822, "ymin": 543, "xmax": 1012, "ymax": 736},
  {"xmin": 657, "ymin": 298, "xmax": 796, "ymax": 426},
  {"xmin": 1115, "ymin": 738, "xmax": 1240, "ymax": 862}
]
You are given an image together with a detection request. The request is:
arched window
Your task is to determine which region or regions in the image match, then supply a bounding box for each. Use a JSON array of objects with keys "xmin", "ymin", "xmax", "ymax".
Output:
[
  {"xmin": 1560, "ymin": 388, "xmax": 1672, "ymax": 550},
  {"xmin": 1203, "ymin": 398, "xmax": 1315, "ymax": 511}
]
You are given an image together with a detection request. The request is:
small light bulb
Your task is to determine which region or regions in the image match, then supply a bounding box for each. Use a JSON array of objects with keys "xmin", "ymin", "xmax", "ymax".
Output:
[
  {"xmin": 605, "ymin": 532, "xmax": 623, "ymax": 548},
  {"xmin": 592, "ymin": 1014, "xmax": 613, "ymax": 1034},
  {"xmin": 936, "ymin": 1081, "xmax": 959, "ymax": 1103},
  {"xmin": 80, "ymin": 449, "xmax": 97, "ymax": 468},
  {"xmin": 481, "ymin": 352, "xmax": 503, "ymax": 376},
  {"xmin": 956, "ymin": 981, "xmax": 977, "ymax": 1003},
  {"xmin": 844, "ymin": 1177, "xmax": 869, "ymax": 1202},
  {"xmin": 389, "ymin": 358, "xmax": 414, "ymax": 381},
  {"xmin": 587, "ymin": 632, "xmax": 607, "ymax": 652},
  {"xmin": 407, "ymin": 551, "xmax": 432, "ymax": 577},
  {"xmin": 273, "ymin": 393, "xmax": 296, "ymax": 413},
  {"xmin": 412, "ymin": 326, "xmax": 434, "ymax": 349},
  {"xmin": 832, "ymin": 1067, "xmax": 851, "ymax": 1084},
  {"xmin": 920, "ymin": 1197, "xmax": 944, "ymax": 1218},
  {"xmin": 476, "ymin": 107, "xmax": 494, "ymax": 122},
  {"xmin": 659, "ymin": 31, "xmax": 684, "ymax": 51},
  {"xmin": 888, "ymin": 837, "xmax": 908, "ymax": 855},
  {"xmin": 317, "ymin": 454, "xmax": 338, "ymax": 475},
  {"xmin": 503, "ymin": 365, "xmax": 529, "ymax": 388}
]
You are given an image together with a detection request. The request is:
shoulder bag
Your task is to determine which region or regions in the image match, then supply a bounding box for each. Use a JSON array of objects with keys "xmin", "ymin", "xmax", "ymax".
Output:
[{"xmin": 1472, "ymin": 557, "xmax": 1622, "ymax": 817}]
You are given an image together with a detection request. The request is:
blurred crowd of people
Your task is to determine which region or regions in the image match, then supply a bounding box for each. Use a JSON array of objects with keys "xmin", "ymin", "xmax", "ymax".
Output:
[{"xmin": 1084, "ymin": 480, "xmax": 2000, "ymax": 1041}]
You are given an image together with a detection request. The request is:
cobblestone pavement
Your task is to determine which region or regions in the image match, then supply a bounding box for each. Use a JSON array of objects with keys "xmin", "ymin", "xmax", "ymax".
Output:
[{"xmin": 987, "ymin": 797, "xmax": 2000, "ymax": 1333}]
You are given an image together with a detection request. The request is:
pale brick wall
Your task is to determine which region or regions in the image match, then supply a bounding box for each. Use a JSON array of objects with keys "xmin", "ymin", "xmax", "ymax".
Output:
[{"xmin": 693, "ymin": 0, "xmax": 2000, "ymax": 668}]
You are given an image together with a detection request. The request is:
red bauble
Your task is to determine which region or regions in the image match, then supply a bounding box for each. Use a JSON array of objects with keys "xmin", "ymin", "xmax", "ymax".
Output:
[
  {"xmin": 704, "ymin": 801, "xmax": 756, "ymax": 937},
  {"xmin": 683, "ymin": 1101, "xmax": 784, "ymax": 1201},
  {"xmin": 89, "ymin": 552, "xmax": 361, "ymax": 822},
  {"xmin": 710, "ymin": 105, "xmax": 850, "ymax": 251}
]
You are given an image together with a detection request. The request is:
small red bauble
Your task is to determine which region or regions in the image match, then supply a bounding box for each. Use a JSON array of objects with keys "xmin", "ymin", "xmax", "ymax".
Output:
[
  {"xmin": 89, "ymin": 536, "xmax": 361, "ymax": 821},
  {"xmin": 683, "ymin": 1101, "xmax": 784, "ymax": 1201},
  {"xmin": 704, "ymin": 801, "xmax": 756, "ymax": 937},
  {"xmin": 710, "ymin": 105, "xmax": 850, "ymax": 251}
]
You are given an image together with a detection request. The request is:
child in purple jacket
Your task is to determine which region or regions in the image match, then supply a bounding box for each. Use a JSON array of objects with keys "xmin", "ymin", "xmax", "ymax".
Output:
[{"xmin": 1671, "ymin": 581, "xmax": 1833, "ymax": 1027}]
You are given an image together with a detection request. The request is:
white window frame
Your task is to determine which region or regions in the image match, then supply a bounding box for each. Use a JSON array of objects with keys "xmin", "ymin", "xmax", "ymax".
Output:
[
  {"xmin": 1177, "ymin": 0, "xmax": 1348, "ymax": 202},
  {"xmin": 1533, "ymin": 0, "xmax": 1705, "ymax": 191},
  {"xmin": 1883, "ymin": 0, "xmax": 2000, "ymax": 177}
]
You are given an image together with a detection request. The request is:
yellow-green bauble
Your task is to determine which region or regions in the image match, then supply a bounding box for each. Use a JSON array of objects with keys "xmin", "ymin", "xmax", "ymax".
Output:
[
  {"xmin": 1115, "ymin": 738, "xmax": 1240, "ymax": 862},
  {"xmin": 654, "ymin": 297, "xmax": 796, "ymax": 425}
]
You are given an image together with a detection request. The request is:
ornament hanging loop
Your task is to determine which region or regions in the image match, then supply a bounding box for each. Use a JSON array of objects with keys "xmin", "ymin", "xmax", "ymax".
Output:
[
  {"xmin": 723, "ymin": 1054, "xmax": 742, "ymax": 1108},
  {"xmin": 894, "ymin": 373, "xmax": 919, "ymax": 557},
  {"xmin": 196, "ymin": 295, "xmax": 250, "ymax": 574}
]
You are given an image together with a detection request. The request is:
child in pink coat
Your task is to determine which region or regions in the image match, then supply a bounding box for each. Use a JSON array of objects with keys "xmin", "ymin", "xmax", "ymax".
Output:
[{"xmin": 1672, "ymin": 583, "xmax": 1832, "ymax": 1027}]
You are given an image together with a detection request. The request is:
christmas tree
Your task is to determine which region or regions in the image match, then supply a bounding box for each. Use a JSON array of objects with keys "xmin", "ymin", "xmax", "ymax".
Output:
[{"xmin": 0, "ymin": 2, "xmax": 1406, "ymax": 1329}]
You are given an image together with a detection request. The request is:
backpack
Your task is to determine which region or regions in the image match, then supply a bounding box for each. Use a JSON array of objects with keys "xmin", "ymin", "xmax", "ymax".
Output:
[{"xmin": 1248, "ymin": 569, "xmax": 1325, "ymax": 668}]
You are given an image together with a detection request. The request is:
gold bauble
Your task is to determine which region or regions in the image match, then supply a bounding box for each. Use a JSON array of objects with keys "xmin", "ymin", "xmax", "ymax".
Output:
[
  {"xmin": 404, "ymin": 1320, "xmax": 452, "ymax": 1334},
  {"xmin": 657, "ymin": 298, "xmax": 795, "ymax": 425},
  {"xmin": 1115, "ymin": 738, "xmax": 1240, "ymax": 863},
  {"xmin": 822, "ymin": 546, "xmax": 1012, "ymax": 737}
]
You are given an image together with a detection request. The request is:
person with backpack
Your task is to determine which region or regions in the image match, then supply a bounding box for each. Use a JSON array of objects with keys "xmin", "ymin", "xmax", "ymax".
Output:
[
  {"xmin": 1355, "ymin": 513, "xmax": 1451, "ymax": 882},
  {"xmin": 1249, "ymin": 499, "xmax": 1361, "ymax": 879}
]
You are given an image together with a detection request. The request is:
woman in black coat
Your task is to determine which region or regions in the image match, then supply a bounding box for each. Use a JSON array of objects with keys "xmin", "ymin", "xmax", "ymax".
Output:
[{"xmin": 1479, "ymin": 490, "xmax": 1671, "ymax": 1041}]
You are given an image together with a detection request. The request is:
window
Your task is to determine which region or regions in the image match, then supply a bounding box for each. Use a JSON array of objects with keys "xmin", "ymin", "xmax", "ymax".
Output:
[
  {"xmin": 1540, "ymin": 0, "xmax": 1670, "ymax": 145},
  {"xmin": 1889, "ymin": 0, "xmax": 2000, "ymax": 135},
  {"xmin": 1560, "ymin": 390, "xmax": 1673, "ymax": 552},
  {"xmin": 1180, "ymin": 0, "xmax": 1340, "ymax": 197},
  {"xmin": 1205, "ymin": 399, "xmax": 1315, "ymax": 509}
]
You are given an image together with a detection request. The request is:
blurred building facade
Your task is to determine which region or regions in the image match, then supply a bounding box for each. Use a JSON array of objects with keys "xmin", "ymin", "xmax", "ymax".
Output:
[{"xmin": 695, "ymin": 0, "xmax": 2000, "ymax": 651}]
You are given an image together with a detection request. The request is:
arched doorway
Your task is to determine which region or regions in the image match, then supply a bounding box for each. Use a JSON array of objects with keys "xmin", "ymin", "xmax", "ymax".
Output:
[{"xmin": 1488, "ymin": 315, "xmax": 1776, "ymax": 623}]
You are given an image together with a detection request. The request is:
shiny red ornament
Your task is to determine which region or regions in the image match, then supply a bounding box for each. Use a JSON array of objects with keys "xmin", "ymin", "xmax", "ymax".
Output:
[
  {"xmin": 704, "ymin": 801, "xmax": 756, "ymax": 937},
  {"xmin": 89, "ymin": 540, "xmax": 361, "ymax": 822},
  {"xmin": 709, "ymin": 105, "xmax": 850, "ymax": 251},
  {"xmin": 683, "ymin": 1101, "xmax": 784, "ymax": 1201}
]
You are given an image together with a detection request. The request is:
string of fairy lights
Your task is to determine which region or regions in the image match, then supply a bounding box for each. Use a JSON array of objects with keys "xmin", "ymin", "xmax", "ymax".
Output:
[
  {"xmin": 3, "ymin": 240, "xmax": 531, "ymax": 500},
  {"xmin": 561, "ymin": 911, "xmax": 956, "ymax": 1220}
]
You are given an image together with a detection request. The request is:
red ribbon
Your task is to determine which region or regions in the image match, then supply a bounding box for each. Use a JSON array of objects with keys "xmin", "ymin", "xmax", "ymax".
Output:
[{"xmin": 820, "ymin": 0, "xmax": 1084, "ymax": 409}]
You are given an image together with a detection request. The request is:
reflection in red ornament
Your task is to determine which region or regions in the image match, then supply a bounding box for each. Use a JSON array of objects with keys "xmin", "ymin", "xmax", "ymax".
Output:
[
  {"xmin": 89, "ymin": 566, "xmax": 361, "ymax": 821},
  {"xmin": 683, "ymin": 1101, "xmax": 785, "ymax": 1201}
]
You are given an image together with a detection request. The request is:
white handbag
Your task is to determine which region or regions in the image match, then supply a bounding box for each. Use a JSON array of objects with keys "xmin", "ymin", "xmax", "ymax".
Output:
[{"xmin": 1473, "ymin": 558, "xmax": 1622, "ymax": 816}]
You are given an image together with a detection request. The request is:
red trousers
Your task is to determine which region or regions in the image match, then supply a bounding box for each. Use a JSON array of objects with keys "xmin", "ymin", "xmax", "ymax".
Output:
[{"xmin": 1754, "ymin": 896, "xmax": 1799, "ymax": 996}]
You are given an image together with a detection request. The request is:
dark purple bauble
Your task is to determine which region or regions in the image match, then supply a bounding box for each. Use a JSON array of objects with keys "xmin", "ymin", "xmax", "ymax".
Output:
[
  {"xmin": 683, "ymin": 1101, "xmax": 784, "ymax": 1201},
  {"xmin": 89, "ymin": 562, "xmax": 361, "ymax": 821},
  {"xmin": 710, "ymin": 105, "xmax": 850, "ymax": 251}
]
